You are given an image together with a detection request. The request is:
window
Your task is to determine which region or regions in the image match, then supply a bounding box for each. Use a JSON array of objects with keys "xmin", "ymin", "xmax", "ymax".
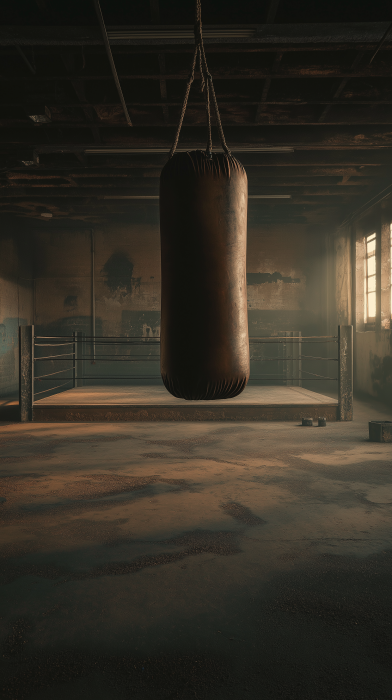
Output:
[
  {"xmin": 365, "ymin": 232, "xmax": 376, "ymax": 323},
  {"xmin": 390, "ymin": 224, "xmax": 392, "ymax": 319}
]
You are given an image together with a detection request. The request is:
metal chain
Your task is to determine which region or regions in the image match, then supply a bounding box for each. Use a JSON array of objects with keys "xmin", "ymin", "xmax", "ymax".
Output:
[{"xmin": 169, "ymin": 0, "xmax": 231, "ymax": 158}]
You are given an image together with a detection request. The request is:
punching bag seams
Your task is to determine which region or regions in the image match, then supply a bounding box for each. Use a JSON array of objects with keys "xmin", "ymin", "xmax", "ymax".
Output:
[{"xmin": 160, "ymin": 151, "xmax": 246, "ymax": 182}]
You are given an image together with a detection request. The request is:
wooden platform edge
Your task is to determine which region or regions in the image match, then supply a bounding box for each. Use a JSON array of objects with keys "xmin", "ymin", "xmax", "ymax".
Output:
[{"xmin": 32, "ymin": 403, "xmax": 339, "ymax": 422}]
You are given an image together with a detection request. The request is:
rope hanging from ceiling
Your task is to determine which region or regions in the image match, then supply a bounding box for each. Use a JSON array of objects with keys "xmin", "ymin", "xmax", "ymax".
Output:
[{"xmin": 169, "ymin": 0, "xmax": 231, "ymax": 159}]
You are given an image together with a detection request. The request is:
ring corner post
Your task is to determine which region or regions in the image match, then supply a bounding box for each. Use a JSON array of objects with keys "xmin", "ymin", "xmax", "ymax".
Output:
[
  {"xmin": 338, "ymin": 325, "xmax": 353, "ymax": 421},
  {"xmin": 19, "ymin": 325, "xmax": 34, "ymax": 422}
]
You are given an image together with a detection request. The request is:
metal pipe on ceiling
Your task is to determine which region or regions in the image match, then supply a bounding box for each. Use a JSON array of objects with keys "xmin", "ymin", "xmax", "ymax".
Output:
[{"xmin": 93, "ymin": 0, "xmax": 132, "ymax": 127}]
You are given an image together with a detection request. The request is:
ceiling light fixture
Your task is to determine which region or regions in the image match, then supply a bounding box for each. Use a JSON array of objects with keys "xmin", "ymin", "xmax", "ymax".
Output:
[{"xmin": 107, "ymin": 28, "xmax": 256, "ymax": 41}]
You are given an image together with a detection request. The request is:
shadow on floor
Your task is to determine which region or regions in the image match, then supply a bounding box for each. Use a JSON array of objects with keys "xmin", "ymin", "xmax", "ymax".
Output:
[{"xmin": 0, "ymin": 399, "xmax": 19, "ymax": 422}]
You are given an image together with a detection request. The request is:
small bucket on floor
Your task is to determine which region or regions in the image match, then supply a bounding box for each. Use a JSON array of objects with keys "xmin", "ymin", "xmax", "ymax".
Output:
[{"xmin": 369, "ymin": 421, "xmax": 392, "ymax": 442}]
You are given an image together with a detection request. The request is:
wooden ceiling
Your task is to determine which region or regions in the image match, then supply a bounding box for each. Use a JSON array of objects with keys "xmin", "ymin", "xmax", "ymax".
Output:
[{"xmin": 1, "ymin": 0, "xmax": 392, "ymax": 224}]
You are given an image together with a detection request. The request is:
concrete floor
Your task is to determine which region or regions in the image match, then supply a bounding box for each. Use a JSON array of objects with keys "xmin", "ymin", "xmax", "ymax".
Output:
[{"xmin": 1, "ymin": 396, "xmax": 392, "ymax": 699}]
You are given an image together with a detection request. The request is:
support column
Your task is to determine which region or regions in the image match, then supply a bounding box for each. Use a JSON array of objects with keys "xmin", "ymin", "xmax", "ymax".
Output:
[
  {"xmin": 19, "ymin": 325, "xmax": 34, "ymax": 422},
  {"xmin": 338, "ymin": 325, "xmax": 353, "ymax": 421}
]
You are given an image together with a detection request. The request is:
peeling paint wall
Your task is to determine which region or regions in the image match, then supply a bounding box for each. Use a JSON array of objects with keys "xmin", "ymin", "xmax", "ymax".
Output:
[
  {"xmin": 32, "ymin": 221, "xmax": 160, "ymax": 384},
  {"xmin": 0, "ymin": 230, "xmax": 33, "ymax": 397},
  {"xmin": 246, "ymin": 223, "xmax": 326, "ymax": 337},
  {"xmin": 33, "ymin": 222, "xmax": 326, "ymax": 334},
  {"xmin": 29, "ymin": 218, "xmax": 328, "ymax": 387},
  {"xmin": 0, "ymin": 214, "xmax": 329, "ymax": 392},
  {"xmin": 33, "ymin": 224, "xmax": 161, "ymax": 340}
]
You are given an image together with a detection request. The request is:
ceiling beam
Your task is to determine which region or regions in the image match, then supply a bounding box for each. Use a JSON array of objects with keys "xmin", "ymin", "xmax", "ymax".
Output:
[
  {"xmin": 3, "ymin": 178, "xmax": 377, "ymax": 189},
  {"xmin": 6, "ymin": 165, "xmax": 390, "ymax": 178},
  {"xmin": 0, "ymin": 185, "xmax": 376, "ymax": 197},
  {"xmin": 2, "ymin": 23, "xmax": 392, "ymax": 47},
  {"xmin": 5, "ymin": 159, "xmax": 392, "ymax": 173},
  {"xmin": 6, "ymin": 100, "xmax": 392, "ymax": 109},
  {"xmin": 5, "ymin": 114, "xmax": 392, "ymax": 128},
  {"xmin": 4, "ymin": 171, "xmax": 375, "ymax": 183},
  {"xmin": 3, "ymin": 67, "xmax": 392, "ymax": 80},
  {"xmin": 3, "ymin": 150, "xmax": 392, "ymax": 170},
  {"xmin": 3, "ymin": 45, "xmax": 392, "ymax": 55},
  {"xmin": 3, "ymin": 125, "xmax": 392, "ymax": 150}
]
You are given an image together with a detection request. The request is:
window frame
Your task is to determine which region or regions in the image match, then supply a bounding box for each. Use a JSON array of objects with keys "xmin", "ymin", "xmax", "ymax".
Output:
[
  {"xmin": 364, "ymin": 231, "xmax": 377, "ymax": 324},
  {"xmin": 390, "ymin": 223, "xmax": 392, "ymax": 321}
]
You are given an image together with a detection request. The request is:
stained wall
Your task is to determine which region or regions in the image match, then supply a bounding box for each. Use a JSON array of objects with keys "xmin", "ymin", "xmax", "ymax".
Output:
[
  {"xmin": 0, "ymin": 207, "xmax": 329, "ymax": 393},
  {"xmin": 28, "ymin": 209, "xmax": 328, "ymax": 387},
  {"xmin": 33, "ymin": 219, "xmax": 326, "ymax": 335},
  {"xmin": 0, "ymin": 227, "xmax": 33, "ymax": 397}
]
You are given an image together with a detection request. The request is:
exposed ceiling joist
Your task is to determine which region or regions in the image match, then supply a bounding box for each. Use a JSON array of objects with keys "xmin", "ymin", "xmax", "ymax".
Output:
[
  {"xmin": 2, "ymin": 23, "xmax": 392, "ymax": 47},
  {"xmin": 2, "ymin": 11, "xmax": 392, "ymax": 225},
  {"xmin": 3, "ymin": 67, "xmax": 392, "ymax": 80}
]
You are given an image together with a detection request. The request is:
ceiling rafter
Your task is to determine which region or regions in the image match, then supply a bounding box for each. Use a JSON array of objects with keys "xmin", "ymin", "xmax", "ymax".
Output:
[
  {"xmin": 3, "ymin": 67, "xmax": 392, "ymax": 80},
  {"xmin": 3, "ymin": 23, "xmax": 392, "ymax": 47},
  {"xmin": 1, "ymin": 15, "xmax": 392, "ymax": 224}
]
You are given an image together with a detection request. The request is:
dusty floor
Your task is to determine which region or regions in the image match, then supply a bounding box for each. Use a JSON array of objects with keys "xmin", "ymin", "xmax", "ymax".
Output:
[{"xmin": 1, "ymin": 397, "xmax": 392, "ymax": 699}]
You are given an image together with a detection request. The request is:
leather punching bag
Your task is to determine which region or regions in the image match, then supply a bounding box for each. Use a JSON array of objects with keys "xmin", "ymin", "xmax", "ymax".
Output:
[{"xmin": 160, "ymin": 150, "xmax": 250, "ymax": 400}]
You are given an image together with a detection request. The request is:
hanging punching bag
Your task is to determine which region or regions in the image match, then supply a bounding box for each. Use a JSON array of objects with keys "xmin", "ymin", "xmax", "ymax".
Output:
[
  {"xmin": 159, "ymin": 0, "xmax": 249, "ymax": 400},
  {"xmin": 160, "ymin": 151, "xmax": 249, "ymax": 400}
]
